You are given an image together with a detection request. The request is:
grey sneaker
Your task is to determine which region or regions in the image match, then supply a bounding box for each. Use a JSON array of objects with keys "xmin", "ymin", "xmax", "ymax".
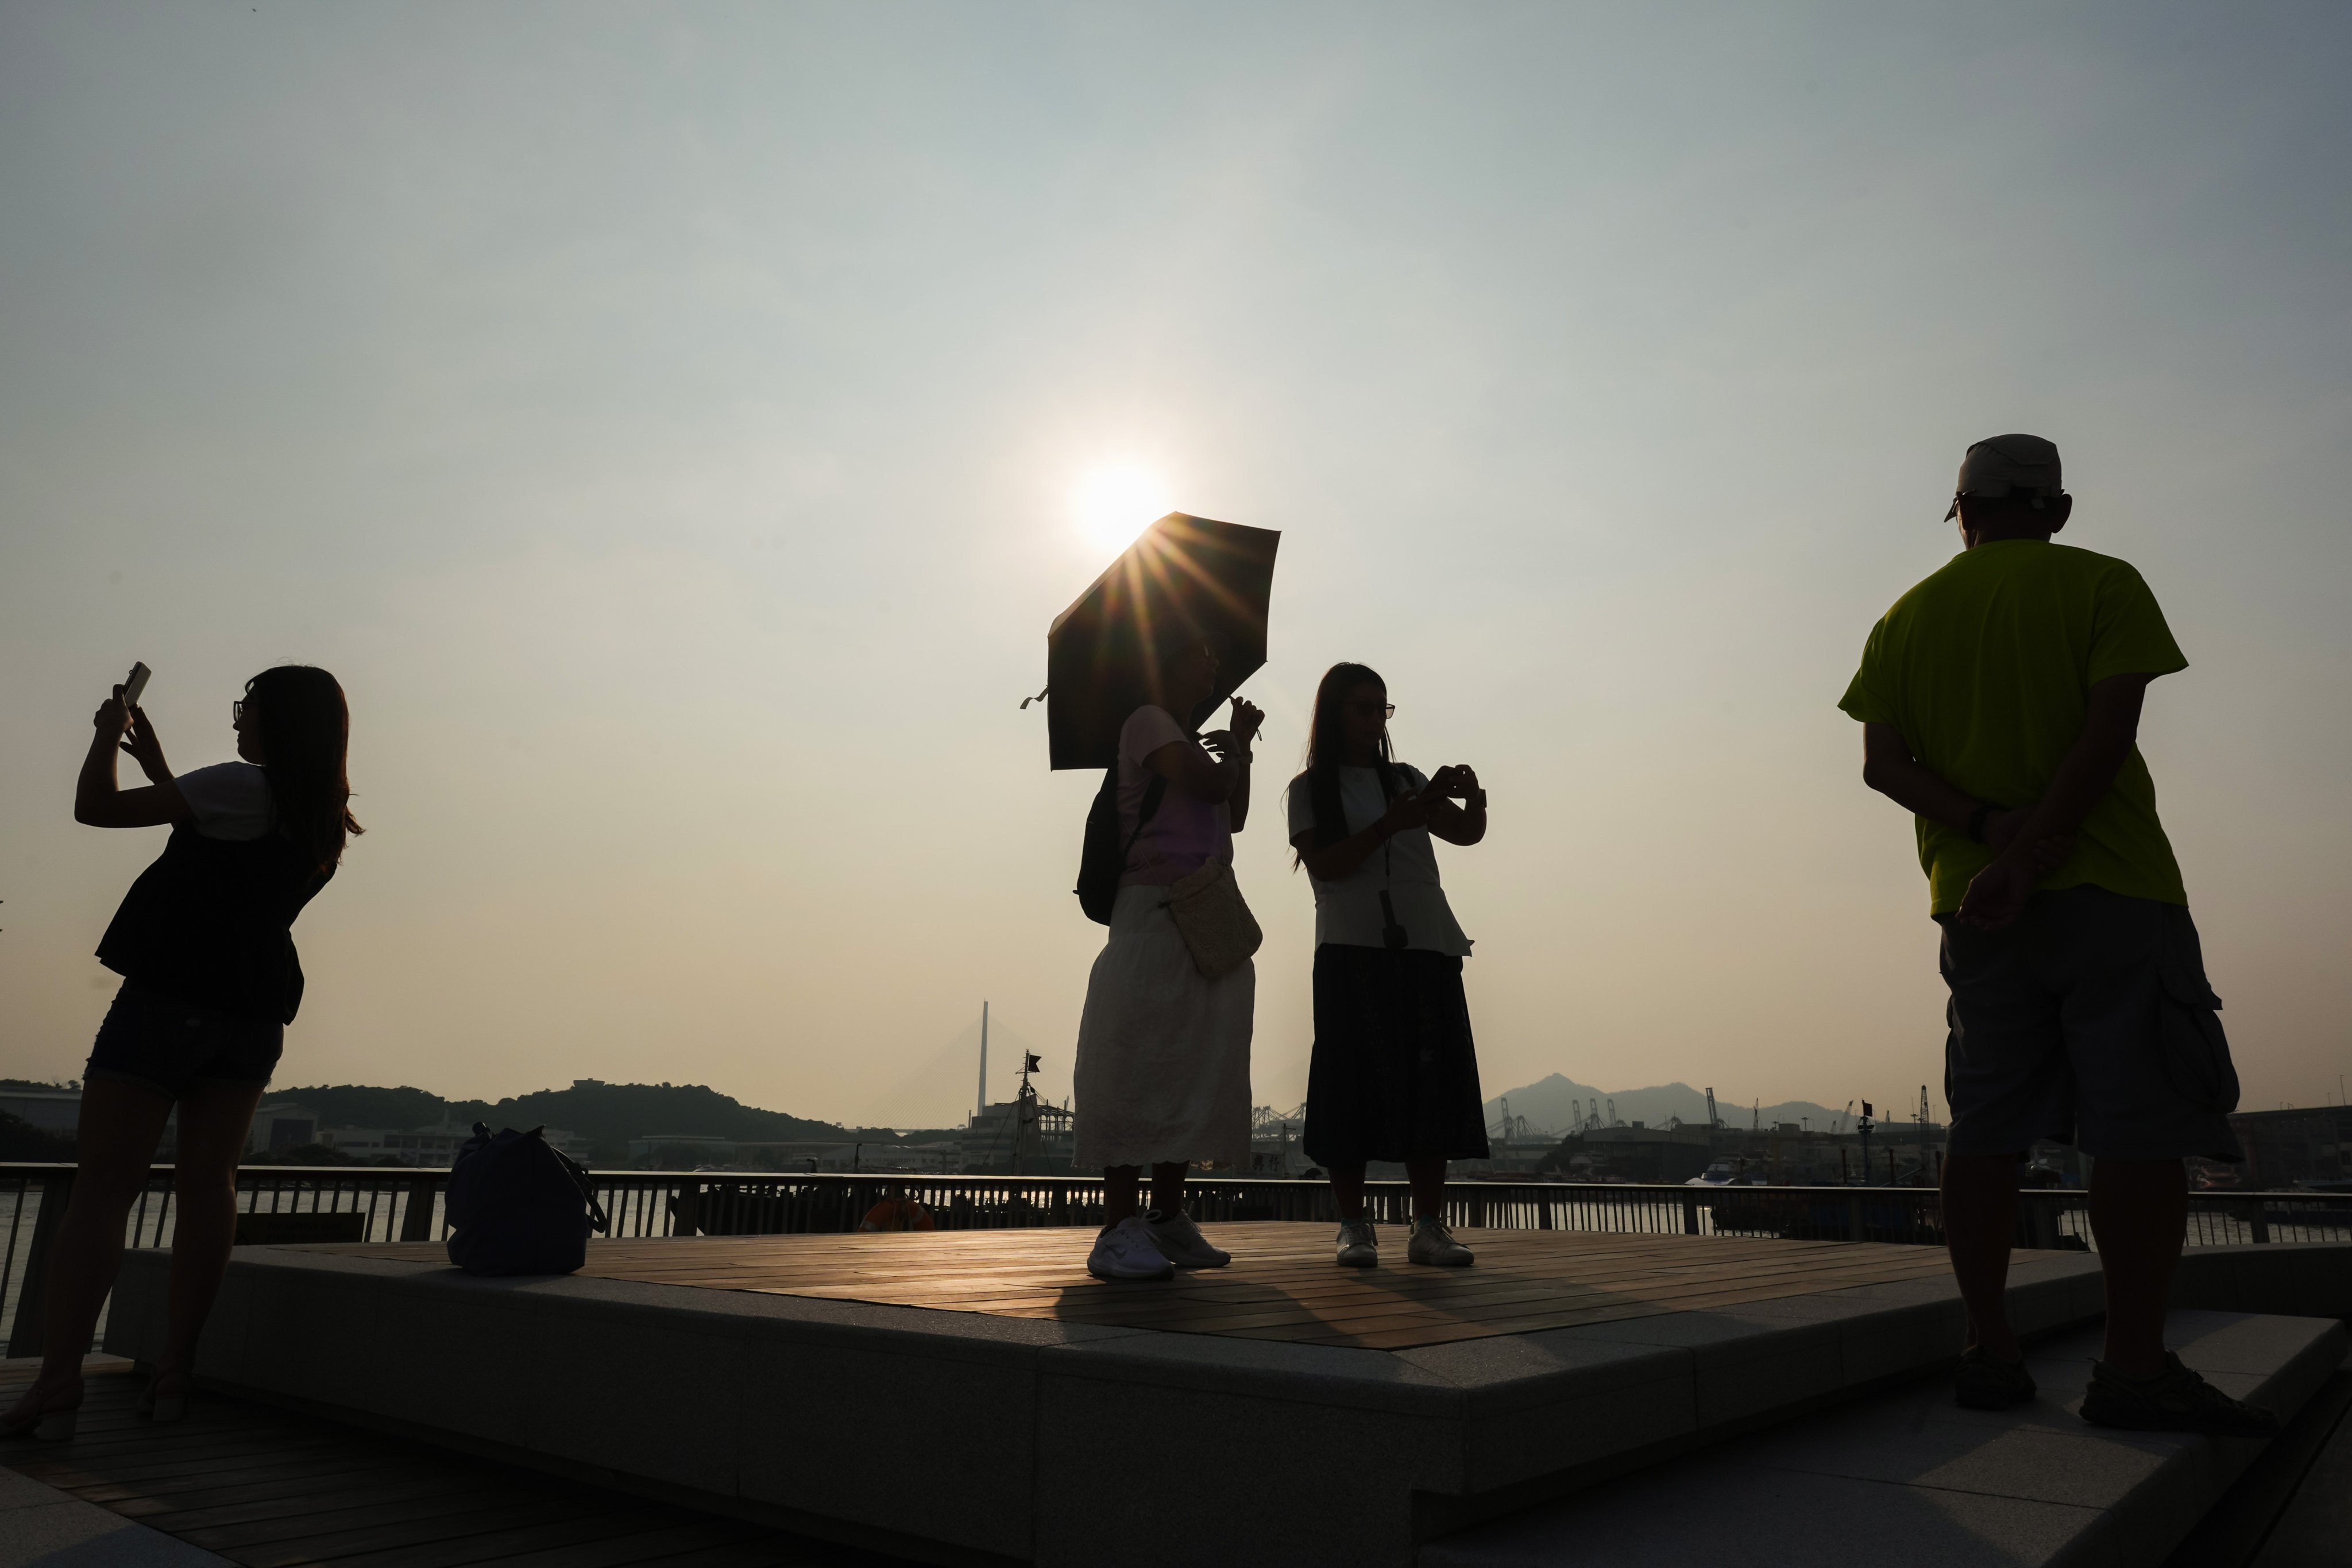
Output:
[
  {"xmin": 1953, "ymin": 1346, "xmax": 2037, "ymax": 1410},
  {"xmin": 1087, "ymin": 1215, "xmax": 1175, "ymax": 1281},
  {"xmin": 1334, "ymin": 1219, "xmax": 1378, "ymax": 1268},
  {"xmin": 1143, "ymin": 1207, "xmax": 1230, "ymax": 1269},
  {"xmin": 2080, "ymin": 1351, "xmax": 2282, "ymax": 1436},
  {"xmin": 1407, "ymin": 1216, "xmax": 1474, "ymax": 1267}
]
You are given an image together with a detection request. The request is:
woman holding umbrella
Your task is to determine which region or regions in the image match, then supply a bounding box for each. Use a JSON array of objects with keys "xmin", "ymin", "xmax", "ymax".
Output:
[
  {"xmin": 1286, "ymin": 662, "xmax": 1489, "ymax": 1269},
  {"xmin": 1073, "ymin": 632, "xmax": 1264, "ymax": 1281}
]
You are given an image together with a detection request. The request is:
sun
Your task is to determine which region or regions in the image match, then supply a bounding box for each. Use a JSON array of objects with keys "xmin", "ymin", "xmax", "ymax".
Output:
[{"xmin": 1070, "ymin": 464, "xmax": 1174, "ymax": 555}]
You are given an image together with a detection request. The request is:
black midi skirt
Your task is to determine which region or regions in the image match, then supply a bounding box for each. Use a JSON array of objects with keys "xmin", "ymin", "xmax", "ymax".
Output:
[{"xmin": 1302, "ymin": 944, "xmax": 1490, "ymax": 1167}]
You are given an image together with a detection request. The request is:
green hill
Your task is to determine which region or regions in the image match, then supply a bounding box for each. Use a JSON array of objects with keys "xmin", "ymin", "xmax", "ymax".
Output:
[{"xmin": 273, "ymin": 1079, "xmax": 852, "ymax": 1164}]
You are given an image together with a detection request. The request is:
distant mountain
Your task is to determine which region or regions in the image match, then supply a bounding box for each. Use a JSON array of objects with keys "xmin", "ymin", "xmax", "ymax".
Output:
[
  {"xmin": 273, "ymin": 1080, "xmax": 856, "ymax": 1163},
  {"xmin": 1484, "ymin": 1074, "xmax": 1853, "ymax": 1137}
]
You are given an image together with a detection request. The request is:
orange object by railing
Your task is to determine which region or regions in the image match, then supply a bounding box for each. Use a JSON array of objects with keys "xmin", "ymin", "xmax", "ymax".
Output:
[{"xmin": 856, "ymin": 1197, "xmax": 937, "ymax": 1232}]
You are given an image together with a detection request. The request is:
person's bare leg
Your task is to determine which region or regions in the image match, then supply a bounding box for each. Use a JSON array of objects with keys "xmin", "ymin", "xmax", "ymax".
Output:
[
  {"xmin": 154, "ymin": 1080, "xmax": 265, "ymax": 1392},
  {"xmin": 1327, "ymin": 1163, "xmax": 1368, "ymax": 1221},
  {"xmin": 1147, "ymin": 1161, "xmax": 1187, "ymax": 1218},
  {"xmin": 1, "ymin": 1080, "xmax": 173, "ymax": 1425},
  {"xmin": 2088, "ymin": 1157, "xmax": 2187, "ymax": 1379},
  {"xmin": 1406, "ymin": 1158, "xmax": 1447, "ymax": 1221},
  {"xmin": 1103, "ymin": 1165, "xmax": 1141, "ymax": 1226},
  {"xmin": 1941, "ymin": 1152, "xmax": 2022, "ymax": 1361}
]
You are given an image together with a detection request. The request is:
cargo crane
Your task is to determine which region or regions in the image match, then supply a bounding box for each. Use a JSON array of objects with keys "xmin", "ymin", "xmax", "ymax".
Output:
[{"xmin": 1705, "ymin": 1087, "xmax": 1720, "ymax": 1130}]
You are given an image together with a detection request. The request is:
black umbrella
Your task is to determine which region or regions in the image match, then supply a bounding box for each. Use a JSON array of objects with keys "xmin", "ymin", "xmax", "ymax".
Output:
[{"xmin": 1040, "ymin": 512, "xmax": 1281, "ymax": 770}]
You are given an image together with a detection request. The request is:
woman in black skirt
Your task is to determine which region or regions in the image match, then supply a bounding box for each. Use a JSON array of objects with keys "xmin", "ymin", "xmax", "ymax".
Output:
[{"xmin": 1285, "ymin": 662, "xmax": 1488, "ymax": 1268}]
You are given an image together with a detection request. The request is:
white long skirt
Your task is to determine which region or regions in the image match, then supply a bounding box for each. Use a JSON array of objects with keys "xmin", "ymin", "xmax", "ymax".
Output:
[{"xmin": 1072, "ymin": 882, "xmax": 1255, "ymax": 1170}]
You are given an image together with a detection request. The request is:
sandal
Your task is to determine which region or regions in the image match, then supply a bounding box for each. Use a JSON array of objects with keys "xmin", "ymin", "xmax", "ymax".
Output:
[
  {"xmin": 0, "ymin": 1376, "xmax": 83, "ymax": 1442},
  {"xmin": 136, "ymin": 1369, "xmax": 192, "ymax": 1424}
]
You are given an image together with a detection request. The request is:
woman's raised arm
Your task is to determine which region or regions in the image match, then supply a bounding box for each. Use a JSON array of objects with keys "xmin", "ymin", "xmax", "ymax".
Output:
[{"xmin": 76, "ymin": 693, "xmax": 191, "ymax": 829}]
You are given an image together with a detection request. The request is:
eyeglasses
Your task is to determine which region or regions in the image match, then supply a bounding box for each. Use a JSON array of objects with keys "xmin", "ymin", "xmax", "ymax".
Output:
[
  {"xmin": 1345, "ymin": 701, "xmax": 1396, "ymax": 719},
  {"xmin": 231, "ymin": 700, "xmax": 245, "ymax": 724}
]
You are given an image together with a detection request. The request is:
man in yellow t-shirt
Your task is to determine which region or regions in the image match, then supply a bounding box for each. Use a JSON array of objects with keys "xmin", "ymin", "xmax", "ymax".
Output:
[{"xmin": 1841, "ymin": 433, "xmax": 2268, "ymax": 1437}]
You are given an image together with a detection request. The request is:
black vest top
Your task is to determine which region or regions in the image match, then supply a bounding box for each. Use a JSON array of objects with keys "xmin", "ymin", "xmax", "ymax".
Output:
[{"xmin": 96, "ymin": 820, "xmax": 334, "ymax": 1024}]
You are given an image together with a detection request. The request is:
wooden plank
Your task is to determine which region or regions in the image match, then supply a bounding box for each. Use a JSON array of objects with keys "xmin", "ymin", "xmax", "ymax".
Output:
[
  {"xmin": 306, "ymin": 1509, "xmax": 700, "ymax": 1568},
  {"xmin": 0, "ymin": 1372, "xmax": 874, "ymax": 1568},
  {"xmin": 13, "ymin": 1439, "xmax": 390, "ymax": 1492},
  {"xmin": 468, "ymin": 1523, "xmax": 783, "ymax": 1568},
  {"xmin": 209, "ymin": 1496, "xmax": 632, "ymax": 1565},
  {"xmin": 616, "ymin": 1537, "xmax": 868, "ymax": 1568},
  {"xmin": 288, "ymin": 1225, "xmax": 1975, "ymax": 1353},
  {"xmin": 122, "ymin": 1469, "xmax": 499, "ymax": 1531},
  {"xmin": 61, "ymin": 1454, "xmax": 445, "ymax": 1511}
]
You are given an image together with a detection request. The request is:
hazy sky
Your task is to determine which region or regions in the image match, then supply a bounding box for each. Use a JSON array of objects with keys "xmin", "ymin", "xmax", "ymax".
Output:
[{"xmin": 4, "ymin": 2, "xmax": 2347, "ymax": 1132}]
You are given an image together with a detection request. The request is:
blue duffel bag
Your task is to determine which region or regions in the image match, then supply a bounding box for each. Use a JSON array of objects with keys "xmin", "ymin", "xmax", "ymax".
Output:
[{"xmin": 445, "ymin": 1123, "xmax": 609, "ymax": 1276}]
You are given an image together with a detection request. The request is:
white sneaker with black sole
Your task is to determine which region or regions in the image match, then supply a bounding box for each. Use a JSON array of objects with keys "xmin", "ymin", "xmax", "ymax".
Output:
[
  {"xmin": 1144, "ymin": 1208, "xmax": 1231, "ymax": 1268},
  {"xmin": 1087, "ymin": 1215, "xmax": 1175, "ymax": 1281},
  {"xmin": 1407, "ymin": 1216, "xmax": 1474, "ymax": 1267}
]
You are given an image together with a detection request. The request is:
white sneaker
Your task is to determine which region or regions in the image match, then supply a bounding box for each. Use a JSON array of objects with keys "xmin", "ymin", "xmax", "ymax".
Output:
[
  {"xmin": 1334, "ymin": 1219, "xmax": 1378, "ymax": 1268},
  {"xmin": 1407, "ymin": 1216, "xmax": 1474, "ymax": 1267},
  {"xmin": 1144, "ymin": 1208, "xmax": 1231, "ymax": 1269},
  {"xmin": 1088, "ymin": 1215, "xmax": 1175, "ymax": 1281}
]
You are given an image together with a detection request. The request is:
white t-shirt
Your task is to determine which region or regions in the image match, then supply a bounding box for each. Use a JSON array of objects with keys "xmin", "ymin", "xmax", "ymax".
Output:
[
  {"xmin": 1117, "ymin": 706, "xmax": 1233, "ymax": 887},
  {"xmin": 1283, "ymin": 764, "xmax": 1473, "ymax": 956},
  {"xmin": 175, "ymin": 762, "xmax": 275, "ymax": 842}
]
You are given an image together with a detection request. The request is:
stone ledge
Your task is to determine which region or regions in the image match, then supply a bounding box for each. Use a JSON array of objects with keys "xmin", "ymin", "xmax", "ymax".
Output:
[{"xmin": 1424, "ymin": 1311, "xmax": 2348, "ymax": 1568}]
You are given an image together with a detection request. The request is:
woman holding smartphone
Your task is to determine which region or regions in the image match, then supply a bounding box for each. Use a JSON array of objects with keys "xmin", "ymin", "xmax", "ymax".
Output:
[
  {"xmin": 1072, "ymin": 634, "xmax": 1264, "ymax": 1281},
  {"xmin": 1286, "ymin": 663, "xmax": 1488, "ymax": 1268},
  {"xmin": 1, "ymin": 666, "xmax": 360, "ymax": 1440}
]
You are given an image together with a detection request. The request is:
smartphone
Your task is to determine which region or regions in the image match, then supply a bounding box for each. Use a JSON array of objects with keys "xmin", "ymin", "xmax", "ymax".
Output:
[{"xmin": 122, "ymin": 662, "xmax": 151, "ymax": 708}]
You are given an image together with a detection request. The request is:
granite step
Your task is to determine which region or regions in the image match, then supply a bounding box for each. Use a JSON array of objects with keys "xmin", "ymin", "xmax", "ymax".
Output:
[{"xmin": 1424, "ymin": 1311, "xmax": 2347, "ymax": 1568}]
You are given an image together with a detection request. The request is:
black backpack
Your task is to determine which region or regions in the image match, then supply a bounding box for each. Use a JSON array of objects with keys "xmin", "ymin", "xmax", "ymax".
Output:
[
  {"xmin": 1075, "ymin": 766, "xmax": 1166, "ymax": 924},
  {"xmin": 445, "ymin": 1123, "xmax": 609, "ymax": 1276}
]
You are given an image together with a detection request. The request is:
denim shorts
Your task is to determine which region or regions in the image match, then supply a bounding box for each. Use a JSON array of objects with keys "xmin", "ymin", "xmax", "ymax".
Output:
[
  {"xmin": 86, "ymin": 980, "xmax": 284, "ymax": 1100},
  {"xmin": 1937, "ymin": 885, "xmax": 2242, "ymax": 1163}
]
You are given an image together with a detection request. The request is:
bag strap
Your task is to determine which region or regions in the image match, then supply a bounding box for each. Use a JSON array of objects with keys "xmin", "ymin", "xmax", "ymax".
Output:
[{"xmin": 544, "ymin": 1137, "xmax": 611, "ymax": 1234}]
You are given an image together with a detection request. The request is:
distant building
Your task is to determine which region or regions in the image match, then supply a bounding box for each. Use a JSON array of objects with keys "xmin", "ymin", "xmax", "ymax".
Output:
[
  {"xmin": 962, "ymin": 1099, "xmax": 1074, "ymax": 1175},
  {"xmin": 316, "ymin": 1121, "xmax": 577, "ymax": 1166},
  {"xmin": 1246, "ymin": 1115, "xmax": 1312, "ymax": 1177},
  {"xmin": 248, "ymin": 1103, "xmax": 320, "ymax": 1155},
  {"xmin": 1452, "ymin": 1138, "xmax": 1567, "ymax": 1179},
  {"xmin": 2229, "ymin": 1107, "xmax": 2352, "ymax": 1190},
  {"xmin": 813, "ymin": 1142, "xmax": 963, "ymax": 1175},
  {"xmin": 0, "ymin": 1086, "xmax": 82, "ymax": 1134},
  {"xmin": 623, "ymin": 1137, "xmax": 905, "ymax": 1170}
]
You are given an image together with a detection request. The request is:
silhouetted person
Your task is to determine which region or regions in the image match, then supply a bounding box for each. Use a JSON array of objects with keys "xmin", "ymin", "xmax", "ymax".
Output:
[
  {"xmin": 1287, "ymin": 663, "xmax": 1488, "ymax": 1268},
  {"xmin": 1, "ymin": 666, "xmax": 361, "ymax": 1441},
  {"xmin": 1841, "ymin": 435, "xmax": 2273, "ymax": 1433},
  {"xmin": 1072, "ymin": 635, "xmax": 1263, "ymax": 1281}
]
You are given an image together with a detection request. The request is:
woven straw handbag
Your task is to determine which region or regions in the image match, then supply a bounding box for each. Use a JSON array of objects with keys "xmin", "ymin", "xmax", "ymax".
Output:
[{"xmin": 1161, "ymin": 859, "xmax": 1263, "ymax": 979}]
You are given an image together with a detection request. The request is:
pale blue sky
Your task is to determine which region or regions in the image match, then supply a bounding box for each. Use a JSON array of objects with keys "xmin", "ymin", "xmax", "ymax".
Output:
[{"xmin": 3, "ymin": 2, "xmax": 2346, "ymax": 1127}]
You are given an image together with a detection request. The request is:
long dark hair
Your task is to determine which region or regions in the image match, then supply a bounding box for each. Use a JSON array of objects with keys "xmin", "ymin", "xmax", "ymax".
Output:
[
  {"xmin": 1296, "ymin": 662, "xmax": 1401, "ymax": 858},
  {"xmin": 246, "ymin": 666, "xmax": 362, "ymax": 873}
]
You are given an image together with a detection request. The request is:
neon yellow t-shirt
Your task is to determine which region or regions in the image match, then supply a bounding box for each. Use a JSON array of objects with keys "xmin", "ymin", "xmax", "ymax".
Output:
[{"xmin": 1839, "ymin": 539, "xmax": 2189, "ymax": 914}]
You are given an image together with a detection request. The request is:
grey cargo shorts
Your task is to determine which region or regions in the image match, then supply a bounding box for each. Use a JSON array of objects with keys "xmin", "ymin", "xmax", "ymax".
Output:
[{"xmin": 1937, "ymin": 884, "xmax": 2243, "ymax": 1163}]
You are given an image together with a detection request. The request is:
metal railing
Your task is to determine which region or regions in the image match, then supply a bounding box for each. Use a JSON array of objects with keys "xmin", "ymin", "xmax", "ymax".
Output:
[{"xmin": 6, "ymin": 1162, "xmax": 2347, "ymax": 1355}]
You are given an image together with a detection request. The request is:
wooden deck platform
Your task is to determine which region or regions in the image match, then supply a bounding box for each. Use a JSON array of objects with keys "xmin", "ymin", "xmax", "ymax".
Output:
[
  {"xmin": 103, "ymin": 1226, "xmax": 2118, "ymax": 1567},
  {"xmin": 1, "ymin": 1357, "xmax": 906, "ymax": 1567},
  {"xmin": 311, "ymin": 1224, "xmax": 1972, "ymax": 1350}
]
